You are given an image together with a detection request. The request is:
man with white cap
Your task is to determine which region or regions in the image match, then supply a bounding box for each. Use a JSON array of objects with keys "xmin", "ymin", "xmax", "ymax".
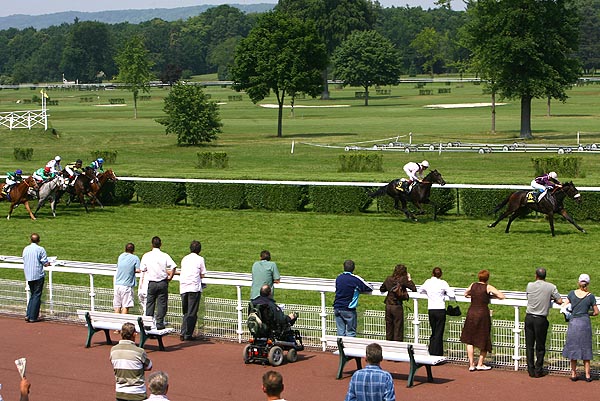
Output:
[
  {"xmin": 525, "ymin": 267, "xmax": 562, "ymax": 378},
  {"xmin": 399, "ymin": 160, "xmax": 429, "ymax": 192}
]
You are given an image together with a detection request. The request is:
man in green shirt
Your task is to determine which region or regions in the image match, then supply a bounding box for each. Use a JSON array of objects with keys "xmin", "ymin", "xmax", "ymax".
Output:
[{"xmin": 250, "ymin": 250, "xmax": 280, "ymax": 300}]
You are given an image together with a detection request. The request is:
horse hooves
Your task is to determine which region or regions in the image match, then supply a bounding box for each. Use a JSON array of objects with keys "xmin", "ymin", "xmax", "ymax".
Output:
[{"xmin": 487, "ymin": 224, "xmax": 494, "ymax": 228}]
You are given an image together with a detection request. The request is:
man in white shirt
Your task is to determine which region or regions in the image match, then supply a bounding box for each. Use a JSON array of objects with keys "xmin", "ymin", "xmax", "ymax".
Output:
[
  {"xmin": 140, "ymin": 236, "xmax": 176, "ymax": 330},
  {"xmin": 419, "ymin": 266, "xmax": 455, "ymax": 356},
  {"xmin": 179, "ymin": 240, "xmax": 207, "ymax": 341}
]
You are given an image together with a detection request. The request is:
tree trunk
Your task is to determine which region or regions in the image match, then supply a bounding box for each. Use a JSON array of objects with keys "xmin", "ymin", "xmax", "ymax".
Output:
[
  {"xmin": 133, "ymin": 90, "xmax": 138, "ymax": 119},
  {"xmin": 547, "ymin": 96, "xmax": 551, "ymax": 117},
  {"xmin": 491, "ymin": 90, "xmax": 496, "ymax": 134},
  {"xmin": 364, "ymin": 86, "xmax": 369, "ymax": 106},
  {"xmin": 520, "ymin": 95, "xmax": 533, "ymax": 139},
  {"xmin": 321, "ymin": 68, "xmax": 330, "ymax": 100},
  {"xmin": 277, "ymin": 91, "xmax": 284, "ymax": 138}
]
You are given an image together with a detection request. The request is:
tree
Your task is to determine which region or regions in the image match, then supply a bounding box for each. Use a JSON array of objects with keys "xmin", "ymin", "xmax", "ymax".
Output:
[
  {"xmin": 158, "ymin": 83, "xmax": 222, "ymax": 146},
  {"xmin": 230, "ymin": 11, "xmax": 328, "ymax": 137},
  {"xmin": 115, "ymin": 35, "xmax": 154, "ymax": 119},
  {"xmin": 464, "ymin": 0, "xmax": 581, "ymax": 139},
  {"xmin": 332, "ymin": 30, "xmax": 401, "ymax": 106},
  {"xmin": 410, "ymin": 27, "xmax": 448, "ymax": 76}
]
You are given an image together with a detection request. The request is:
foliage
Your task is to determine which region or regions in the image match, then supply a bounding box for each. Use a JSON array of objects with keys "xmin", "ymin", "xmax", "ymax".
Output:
[
  {"xmin": 90, "ymin": 150, "xmax": 118, "ymax": 164},
  {"xmin": 374, "ymin": 187, "xmax": 456, "ymax": 215},
  {"xmin": 13, "ymin": 147, "xmax": 33, "ymax": 161},
  {"xmin": 410, "ymin": 27, "xmax": 448, "ymax": 77},
  {"xmin": 114, "ymin": 35, "xmax": 154, "ymax": 119},
  {"xmin": 309, "ymin": 186, "xmax": 372, "ymax": 213},
  {"xmin": 338, "ymin": 153, "xmax": 383, "ymax": 172},
  {"xmin": 332, "ymin": 30, "xmax": 401, "ymax": 106},
  {"xmin": 245, "ymin": 184, "xmax": 309, "ymax": 211},
  {"xmin": 197, "ymin": 152, "xmax": 229, "ymax": 169},
  {"xmin": 531, "ymin": 157, "xmax": 582, "ymax": 178},
  {"xmin": 230, "ymin": 11, "xmax": 328, "ymax": 137},
  {"xmin": 158, "ymin": 83, "xmax": 222, "ymax": 145},
  {"xmin": 186, "ymin": 183, "xmax": 246, "ymax": 209},
  {"xmin": 460, "ymin": 188, "xmax": 515, "ymax": 218},
  {"xmin": 566, "ymin": 192, "xmax": 600, "ymax": 221},
  {"xmin": 464, "ymin": 0, "xmax": 581, "ymax": 139},
  {"xmin": 134, "ymin": 181, "xmax": 186, "ymax": 205}
]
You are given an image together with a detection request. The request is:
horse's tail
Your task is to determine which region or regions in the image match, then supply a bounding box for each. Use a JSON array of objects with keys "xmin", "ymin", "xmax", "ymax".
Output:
[
  {"xmin": 490, "ymin": 194, "xmax": 511, "ymax": 214},
  {"xmin": 368, "ymin": 185, "xmax": 387, "ymax": 198}
]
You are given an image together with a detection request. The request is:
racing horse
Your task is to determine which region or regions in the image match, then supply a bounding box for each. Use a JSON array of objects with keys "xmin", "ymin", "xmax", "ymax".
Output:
[
  {"xmin": 60, "ymin": 169, "xmax": 102, "ymax": 213},
  {"xmin": 33, "ymin": 175, "xmax": 64, "ymax": 218},
  {"xmin": 487, "ymin": 181, "xmax": 585, "ymax": 236},
  {"xmin": 369, "ymin": 170, "xmax": 447, "ymax": 221},
  {"xmin": 89, "ymin": 169, "xmax": 118, "ymax": 206},
  {"xmin": 0, "ymin": 176, "xmax": 39, "ymax": 220}
]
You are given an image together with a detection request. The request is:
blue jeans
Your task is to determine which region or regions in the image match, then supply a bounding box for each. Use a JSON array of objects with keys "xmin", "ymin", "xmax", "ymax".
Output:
[
  {"xmin": 334, "ymin": 309, "xmax": 357, "ymax": 337},
  {"xmin": 26, "ymin": 277, "xmax": 45, "ymax": 321}
]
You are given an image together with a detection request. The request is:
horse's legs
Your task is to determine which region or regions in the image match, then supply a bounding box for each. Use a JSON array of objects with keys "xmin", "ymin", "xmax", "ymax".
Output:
[
  {"xmin": 24, "ymin": 201, "xmax": 36, "ymax": 220},
  {"xmin": 33, "ymin": 197, "xmax": 46, "ymax": 217},
  {"xmin": 559, "ymin": 209, "xmax": 586, "ymax": 234},
  {"xmin": 399, "ymin": 200, "xmax": 417, "ymax": 221},
  {"xmin": 50, "ymin": 196, "xmax": 56, "ymax": 217},
  {"xmin": 504, "ymin": 212, "xmax": 520, "ymax": 233},
  {"xmin": 488, "ymin": 208, "xmax": 515, "ymax": 228},
  {"xmin": 79, "ymin": 194, "xmax": 89, "ymax": 213}
]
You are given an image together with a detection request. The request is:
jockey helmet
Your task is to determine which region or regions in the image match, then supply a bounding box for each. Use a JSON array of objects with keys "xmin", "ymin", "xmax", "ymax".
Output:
[
  {"xmin": 97, "ymin": 158, "xmax": 104, "ymax": 164},
  {"xmin": 44, "ymin": 166, "xmax": 51, "ymax": 173},
  {"xmin": 55, "ymin": 155, "xmax": 61, "ymax": 161},
  {"xmin": 76, "ymin": 159, "xmax": 83, "ymax": 164},
  {"xmin": 421, "ymin": 160, "xmax": 430, "ymax": 168},
  {"xmin": 15, "ymin": 169, "xmax": 22, "ymax": 175},
  {"xmin": 549, "ymin": 171, "xmax": 558, "ymax": 179}
]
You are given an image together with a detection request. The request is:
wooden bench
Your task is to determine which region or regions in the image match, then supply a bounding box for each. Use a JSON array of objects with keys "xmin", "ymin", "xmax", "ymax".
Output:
[
  {"xmin": 324, "ymin": 335, "xmax": 447, "ymax": 387},
  {"xmin": 77, "ymin": 310, "xmax": 175, "ymax": 351}
]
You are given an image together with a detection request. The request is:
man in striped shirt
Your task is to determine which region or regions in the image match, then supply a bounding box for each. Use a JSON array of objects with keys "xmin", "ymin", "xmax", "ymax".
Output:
[
  {"xmin": 110, "ymin": 323, "xmax": 153, "ymax": 401},
  {"xmin": 22, "ymin": 233, "xmax": 50, "ymax": 322}
]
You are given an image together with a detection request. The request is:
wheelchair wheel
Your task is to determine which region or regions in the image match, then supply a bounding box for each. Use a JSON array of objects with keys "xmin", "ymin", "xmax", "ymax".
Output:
[
  {"xmin": 286, "ymin": 348, "xmax": 298, "ymax": 363},
  {"xmin": 243, "ymin": 344, "xmax": 252, "ymax": 364},
  {"xmin": 268, "ymin": 345, "xmax": 284, "ymax": 366}
]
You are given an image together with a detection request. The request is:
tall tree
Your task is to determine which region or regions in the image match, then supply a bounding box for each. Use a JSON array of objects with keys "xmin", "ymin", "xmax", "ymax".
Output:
[
  {"xmin": 464, "ymin": 0, "xmax": 581, "ymax": 139},
  {"xmin": 410, "ymin": 27, "xmax": 448, "ymax": 76},
  {"xmin": 332, "ymin": 30, "xmax": 401, "ymax": 106},
  {"xmin": 115, "ymin": 35, "xmax": 154, "ymax": 119},
  {"xmin": 230, "ymin": 11, "xmax": 328, "ymax": 137}
]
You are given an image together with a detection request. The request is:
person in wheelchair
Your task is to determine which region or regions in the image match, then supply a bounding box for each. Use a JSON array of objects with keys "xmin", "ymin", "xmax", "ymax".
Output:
[{"xmin": 249, "ymin": 284, "xmax": 298, "ymax": 341}]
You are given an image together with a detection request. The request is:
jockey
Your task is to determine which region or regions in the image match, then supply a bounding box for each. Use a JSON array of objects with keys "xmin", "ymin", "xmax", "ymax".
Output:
[
  {"xmin": 46, "ymin": 155, "xmax": 62, "ymax": 174},
  {"xmin": 32, "ymin": 166, "xmax": 54, "ymax": 183},
  {"xmin": 3, "ymin": 169, "xmax": 23, "ymax": 195},
  {"xmin": 88, "ymin": 158, "xmax": 104, "ymax": 175},
  {"xmin": 531, "ymin": 171, "xmax": 561, "ymax": 202},
  {"xmin": 64, "ymin": 159, "xmax": 84, "ymax": 185},
  {"xmin": 400, "ymin": 160, "xmax": 429, "ymax": 191}
]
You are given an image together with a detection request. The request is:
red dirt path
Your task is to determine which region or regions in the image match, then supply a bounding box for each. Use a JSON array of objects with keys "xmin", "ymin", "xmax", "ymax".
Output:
[{"xmin": 0, "ymin": 316, "xmax": 596, "ymax": 401}]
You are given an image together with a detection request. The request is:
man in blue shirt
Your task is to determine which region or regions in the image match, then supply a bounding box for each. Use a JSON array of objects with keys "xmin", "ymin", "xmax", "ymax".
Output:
[
  {"xmin": 345, "ymin": 343, "xmax": 395, "ymax": 401},
  {"xmin": 22, "ymin": 233, "xmax": 50, "ymax": 322},
  {"xmin": 333, "ymin": 260, "xmax": 373, "ymax": 337},
  {"xmin": 114, "ymin": 242, "xmax": 141, "ymax": 314}
]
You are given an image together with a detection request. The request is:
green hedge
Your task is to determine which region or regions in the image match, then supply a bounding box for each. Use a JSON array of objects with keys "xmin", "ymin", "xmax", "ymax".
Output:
[
  {"xmin": 186, "ymin": 183, "xmax": 246, "ymax": 209},
  {"xmin": 91, "ymin": 150, "xmax": 118, "ymax": 164},
  {"xmin": 309, "ymin": 186, "xmax": 372, "ymax": 213},
  {"xmin": 531, "ymin": 156, "xmax": 582, "ymax": 177},
  {"xmin": 375, "ymin": 187, "xmax": 456, "ymax": 215},
  {"xmin": 97, "ymin": 180, "xmax": 136, "ymax": 205},
  {"xmin": 564, "ymin": 192, "xmax": 600, "ymax": 222},
  {"xmin": 338, "ymin": 153, "xmax": 383, "ymax": 172},
  {"xmin": 13, "ymin": 147, "xmax": 33, "ymax": 161},
  {"xmin": 460, "ymin": 188, "xmax": 516, "ymax": 218},
  {"xmin": 135, "ymin": 182, "xmax": 186, "ymax": 205},
  {"xmin": 246, "ymin": 184, "xmax": 309, "ymax": 211}
]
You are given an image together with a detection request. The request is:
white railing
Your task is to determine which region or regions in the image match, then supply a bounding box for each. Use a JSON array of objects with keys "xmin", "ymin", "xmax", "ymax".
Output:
[{"xmin": 2, "ymin": 255, "xmax": 594, "ymax": 373}]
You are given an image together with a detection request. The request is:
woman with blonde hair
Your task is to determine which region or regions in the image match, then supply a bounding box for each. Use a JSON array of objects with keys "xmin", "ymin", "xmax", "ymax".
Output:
[
  {"xmin": 460, "ymin": 269, "xmax": 505, "ymax": 371},
  {"xmin": 562, "ymin": 273, "xmax": 598, "ymax": 382},
  {"xmin": 380, "ymin": 264, "xmax": 416, "ymax": 341}
]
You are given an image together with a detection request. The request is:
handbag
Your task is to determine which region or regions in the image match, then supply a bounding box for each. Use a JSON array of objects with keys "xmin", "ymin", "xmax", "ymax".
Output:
[
  {"xmin": 446, "ymin": 304, "xmax": 462, "ymax": 316},
  {"xmin": 391, "ymin": 283, "xmax": 409, "ymax": 301}
]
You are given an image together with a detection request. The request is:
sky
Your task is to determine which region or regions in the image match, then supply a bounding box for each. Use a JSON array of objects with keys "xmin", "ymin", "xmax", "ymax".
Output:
[{"xmin": 0, "ymin": 0, "xmax": 459, "ymax": 18}]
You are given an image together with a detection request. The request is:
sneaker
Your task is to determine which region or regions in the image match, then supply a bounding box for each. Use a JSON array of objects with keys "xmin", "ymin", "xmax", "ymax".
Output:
[
  {"xmin": 469, "ymin": 366, "xmax": 476, "ymax": 372},
  {"xmin": 476, "ymin": 365, "xmax": 492, "ymax": 371}
]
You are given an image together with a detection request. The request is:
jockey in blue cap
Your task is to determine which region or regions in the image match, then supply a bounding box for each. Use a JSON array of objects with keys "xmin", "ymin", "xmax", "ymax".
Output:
[{"xmin": 3, "ymin": 169, "xmax": 23, "ymax": 195}]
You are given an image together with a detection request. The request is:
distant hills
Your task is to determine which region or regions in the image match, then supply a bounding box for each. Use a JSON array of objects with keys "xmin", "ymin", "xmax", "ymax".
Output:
[{"xmin": 0, "ymin": 4, "xmax": 276, "ymax": 30}]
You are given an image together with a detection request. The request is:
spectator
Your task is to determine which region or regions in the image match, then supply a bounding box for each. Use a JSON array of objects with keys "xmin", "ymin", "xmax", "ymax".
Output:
[
  {"xmin": 262, "ymin": 370, "xmax": 286, "ymax": 401},
  {"xmin": 141, "ymin": 236, "xmax": 177, "ymax": 330},
  {"xmin": 19, "ymin": 377, "xmax": 31, "ymax": 401},
  {"xmin": 525, "ymin": 267, "xmax": 562, "ymax": 378},
  {"xmin": 562, "ymin": 273, "xmax": 598, "ymax": 382},
  {"xmin": 250, "ymin": 284, "xmax": 298, "ymax": 330},
  {"xmin": 110, "ymin": 322, "xmax": 153, "ymax": 401},
  {"xmin": 250, "ymin": 250, "xmax": 280, "ymax": 300},
  {"xmin": 179, "ymin": 240, "xmax": 207, "ymax": 341},
  {"xmin": 460, "ymin": 269, "xmax": 505, "ymax": 371},
  {"xmin": 419, "ymin": 266, "xmax": 455, "ymax": 355},
  {"xmin": 333, "ymin": 260, "xmax": 373, "ymax": 337},
  {"xmin": 114, "ymin": 243, "xmax": 141, "ymax": 314},
  {"xmin": 379, "ymin": 264, "xmax": 416, "ymax": 341},
  {"xmin": 22, "ymin": 233, "xmax": 51, "ymax": 323},
  {"xmin": 147, "ymin": 371, "xmax": 170, "ymax": 401},
  {"xmin": 344, "ymin": 343, "xmax": 395, "ymax": 401},
  {"xmin": 138, "ymin": 269, "xmax": 149, "ymax": 315}
]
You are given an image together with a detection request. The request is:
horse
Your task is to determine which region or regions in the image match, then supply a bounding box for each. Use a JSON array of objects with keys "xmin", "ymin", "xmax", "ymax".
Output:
[
  {"xmin": 369, "ymin": 169, "xmax": 447, "ymax": 221},
  {"xmin": 487, "ymin": 181, "xmax": 585, "ymax": 236},
  {"xmin": 90, "ymin": 169, "xmax": 118, "ymax": 206},
  {"xmin": 57, "ymin": 169, "xmax": 102, "ymax": 213},
  {"xmin": 0, "ymin": 176, "xmax": 39, "ymax": 220},
  {"xmin": 33, "ymin": 175, "xmax": 64, "ymax": 218}
]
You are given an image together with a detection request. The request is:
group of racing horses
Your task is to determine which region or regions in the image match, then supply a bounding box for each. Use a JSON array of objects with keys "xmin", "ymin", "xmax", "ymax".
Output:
[{"xmin": 0, "ymin": 168, "xmax": 117, "ymax": 220}]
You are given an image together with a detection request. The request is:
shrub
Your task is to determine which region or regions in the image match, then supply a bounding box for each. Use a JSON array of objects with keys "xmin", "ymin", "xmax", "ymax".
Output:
[
  {"xmin": 531, "ymin": 156, "xmax": 582, "ymax": 177},
  {"xmin": 197, "ymin": 152, "xmax": 229, "ymax": 169},
  {"xmin": 309, "ymin": 186, "xmax": 372, "ymax": 213},
  {"xmin": 13, "ymin": 147, "xmax": 33, "ymax": 161},
  {"xmin": 460, "ymin": 188, "xmax": 516, "ymax": 218},
  {"xmin": 97, "ymin": 180, "xmax": 136, "ymax": 205},
  {"xmin": 187, "ymin": 183, "xmax": 246, "ymax": 209},
  {"xmin": 374, "ymin": 187, "xmax": 455, "ymax": 215},
  {"xmin": 135, "ymin": 182, "xmax": 186, "ymax": 205},
  {"xmin": 90, "ymin": 150, "xmax": 118, "ymax": 164},
  {"xmin": 246, "ymin": 184, "xmax": 309, "ymax": 211},
  {"xmin": 564, "ymin": 192, "xmax": 600, "ymax": 222},
  {"xmin": 338, "ymin": 153, "xmax": 383, "ymax": 172}
]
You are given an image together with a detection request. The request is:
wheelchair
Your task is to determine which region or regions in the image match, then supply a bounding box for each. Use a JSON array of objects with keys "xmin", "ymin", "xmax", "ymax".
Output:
[{"xmin": 243, "ymin": 301, "xmax": 304, "ymax": 366}]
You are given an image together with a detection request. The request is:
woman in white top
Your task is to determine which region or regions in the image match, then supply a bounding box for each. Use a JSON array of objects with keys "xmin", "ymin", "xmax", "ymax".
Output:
[{"xmin": 419, "ymin": 267, "xmax": 455, "ymax": 356}]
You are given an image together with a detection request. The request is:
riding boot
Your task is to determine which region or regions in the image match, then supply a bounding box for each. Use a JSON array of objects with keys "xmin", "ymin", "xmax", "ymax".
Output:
[
  {"xmin": 402, "ymin": 181, "xmax": 410, "ymax": 192},
  {"xmin": 537, "ymin": 190, "xmax": 546, "ymax": 202}
]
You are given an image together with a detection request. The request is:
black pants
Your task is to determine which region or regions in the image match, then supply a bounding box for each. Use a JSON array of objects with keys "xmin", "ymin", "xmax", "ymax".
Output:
[
  {"xmin": 428, "ymin": 309, "xmax": 447, "ymax": 356},
  {"xmin": 181, "ymin": 291, "xmax": 202, "ymax": 338},
  {"xmin": 524, "ymin": 313, "xmax": 549, "ymax": 376},
  {"xmin": 146, "ymin": 280, "xmax": 169, "ymax": 328}
]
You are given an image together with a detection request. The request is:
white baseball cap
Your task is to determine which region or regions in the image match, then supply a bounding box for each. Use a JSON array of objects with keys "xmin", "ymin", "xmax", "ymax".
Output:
[{"xmin": 578, "ymin": 273, "xmax": 590, "ymax": 284}]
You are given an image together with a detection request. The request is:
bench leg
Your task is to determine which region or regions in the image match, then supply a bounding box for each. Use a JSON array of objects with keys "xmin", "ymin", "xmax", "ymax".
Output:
[
  {"xmin": 425, "ymin": 365, "xmax": 434, "ymax": 382},
  {"xmin": 139, "ymin": 332, "xmax": 147, "ymax": 349},
  {"xmin": 85, "ymin": 326, "xmax": 95, "ymax": 348},
  {"xmin": 156, "ymin": 336, "xmax": 165, "ymax": 352},
  {"xmin": 336, "ymin": 356, "xmax": 361, "ymax": 379},
  {"xmin": 103, "ymin": 329, "xmax": 113, "ymax": 345}
]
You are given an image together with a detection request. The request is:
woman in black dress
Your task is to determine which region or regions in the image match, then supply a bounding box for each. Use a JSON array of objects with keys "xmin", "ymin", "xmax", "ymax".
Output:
[{"xmin": 460, "ymin": 269, "xmax": 505, "ymax": 371}]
